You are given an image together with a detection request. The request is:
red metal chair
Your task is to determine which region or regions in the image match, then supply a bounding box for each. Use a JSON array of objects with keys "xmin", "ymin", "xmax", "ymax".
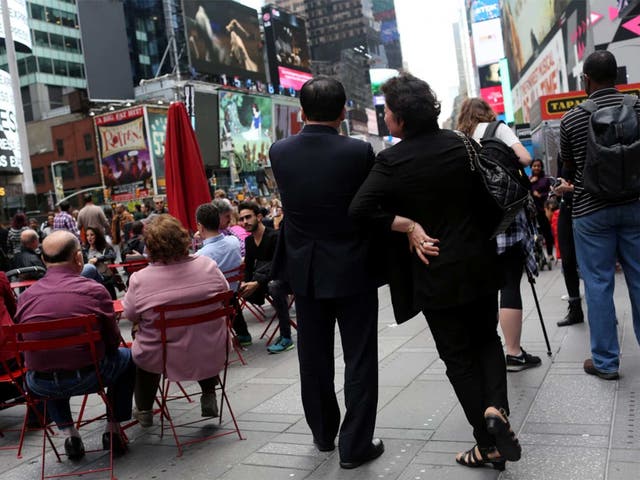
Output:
[
  {"xmin": 259, "ymin": 294, "xmax": 297, "ymax": 345},
  {"xmin": 222, "ymin": 265, "xmax": 252, "ymax": 366},
  {"xmin": 1, "ymin": 315, "xmax": 121, "ymax": 480},
  {"xmin": 152, "ymin": 290, "xmax": 243, "ymax": 456}
]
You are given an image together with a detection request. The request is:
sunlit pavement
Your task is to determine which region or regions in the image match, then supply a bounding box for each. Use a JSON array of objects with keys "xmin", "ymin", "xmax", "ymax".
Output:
[{"xmin": 2, "ymin": 265, "xmax": 639, "ymax": 480}]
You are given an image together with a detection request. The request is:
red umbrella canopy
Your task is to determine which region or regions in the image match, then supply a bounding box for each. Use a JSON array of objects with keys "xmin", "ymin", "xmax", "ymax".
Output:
[{"xmin": 164, "ymin": 101, "xmax": 211, "ymax": 232}]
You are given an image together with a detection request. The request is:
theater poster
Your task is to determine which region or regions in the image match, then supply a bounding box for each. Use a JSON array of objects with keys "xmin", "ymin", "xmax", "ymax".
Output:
[{"xmin": 94, "ymin": 106, "xmax": 154, "ymax": 201}]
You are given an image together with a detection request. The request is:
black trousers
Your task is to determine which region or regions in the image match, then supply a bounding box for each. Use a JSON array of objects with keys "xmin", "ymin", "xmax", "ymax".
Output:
[
  {"xmin": 536, "ymin": 210, "xmax": 555, "ymax": 256},
  {"xmin": 295, "ymin": 290, "xmax": 378, "ymax": 462},
  {"xmin": 423, "ymin": 293, "xmax": 508, "ymax": 448},
  {"xmin": 557, "ymin": 202, "xmax": 580, "ymax": 299}
]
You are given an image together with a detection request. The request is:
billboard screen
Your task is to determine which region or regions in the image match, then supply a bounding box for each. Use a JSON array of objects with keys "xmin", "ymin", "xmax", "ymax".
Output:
[
  {"xmin": 94, "ymin": 107, "xmax": 154, "ymax": 202},
  {"xmin": 183, "ymin": 0, "xmax": 266, "ymax": 82},
  {"xmin": 219, "ymin": 91, "xmax": 272, "ymax": 185},
  {"xmin": 78, "ymin": 0, "xmax": 134, "ymax": 101},
  {"xmin": 501, "ymin": 0, "xmax": 572, "ymax": 81},
  {"xmin": 0, "ymin": 70, "xmax": 22, "ymax": 173},
  {"xmin": 471, "ymin": 0, "xmax": 501, "ymax": 22},
  {"xmin": 262, "ymin": 6, "xmax": 312, "ymax": 91},
  {"xmin": 472, "ymin": 18, "xmax": 505, "ymax": 65}
]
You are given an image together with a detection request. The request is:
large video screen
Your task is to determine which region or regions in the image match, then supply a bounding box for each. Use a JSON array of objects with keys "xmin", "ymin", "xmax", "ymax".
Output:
[
  {"xmin": 183, "ymin": 0, "xmax": 266, "ymax": 82},
  {"xmin": 219, "ymin": 91, "xmax": 272, "ymax": 185},
  {"xmin": 262, "ymin": 6, "xmax": 313, "ymax": 91},
  {"xmin": 501, "ymin": 0, "xmax": 572, "ymax": 81}
]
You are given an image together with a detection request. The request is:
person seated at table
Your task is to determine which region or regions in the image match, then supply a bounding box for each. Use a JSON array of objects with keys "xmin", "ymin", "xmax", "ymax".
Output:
[
  {"xmin": 14, "ymin": 231, "xmax": 135, "ymax": 459},
  {"xmin": 83, "ymin": 227, "xmax": 118, "ymax": 299},
  {"xmin": 122, "ymin": 215, "xmax": 230, "ymax": 427},
  {"xmin": 10, "ymin": 230, "xmax": 46, "ymax": 280},
  {"xmin": 120, "ymin": 221, "xmax": 145, "ymax": 262}
]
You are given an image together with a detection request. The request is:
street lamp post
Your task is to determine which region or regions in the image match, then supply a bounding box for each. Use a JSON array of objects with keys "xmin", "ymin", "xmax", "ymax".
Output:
[{"xmin": 50, "ymin": 161, "xmax": 70, "ymax": 205}]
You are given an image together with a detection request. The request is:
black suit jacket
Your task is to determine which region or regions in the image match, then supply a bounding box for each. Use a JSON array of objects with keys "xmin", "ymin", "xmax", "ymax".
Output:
[
  {"xmin": 270, "ymin": 124, "xmax": 380, "ymax": 299},
  {"xmin": 349, "ymin": 129, "xmax": 501, "ymax": 322}
]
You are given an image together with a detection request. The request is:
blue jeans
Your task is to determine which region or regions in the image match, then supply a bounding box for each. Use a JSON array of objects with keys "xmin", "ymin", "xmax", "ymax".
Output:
[
  {"xmin": 26, "ymin": 348, "xmax": 135, "ymax": 429},
  {"xmin": 573, "ymin": 201, "xmax": 640, "ymax": 373}
]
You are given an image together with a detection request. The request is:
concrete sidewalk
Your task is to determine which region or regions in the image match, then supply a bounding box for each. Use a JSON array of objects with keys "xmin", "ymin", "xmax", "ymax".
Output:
[{"xmin": 1, "ymin": 266, "xmax": 639, "ymax": 479}]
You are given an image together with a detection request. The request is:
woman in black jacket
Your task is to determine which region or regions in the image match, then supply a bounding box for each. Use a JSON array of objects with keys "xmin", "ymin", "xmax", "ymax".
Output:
[{"xmin": 349, "ymin": 73, "xmax": 521, "ymax": 470}]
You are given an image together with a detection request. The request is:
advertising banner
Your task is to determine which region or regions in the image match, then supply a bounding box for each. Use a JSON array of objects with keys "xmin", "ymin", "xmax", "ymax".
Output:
[
  {"xmin": 0, "ymin": 69, "xmax": 22, "ymax": 173},
  {"xmin": 94, "ymin": 107, "xmax": 154, "ymax": 202},
  {"xmin": 219, "ymin": 91, "xmax": 272, "ymax": 186},
  {"xmin": 511, "ymin": 30, "xmax": 569, "ymax": 123},
  {"xmin": 146, "ymin": 106, "xmax": 168, "ymax": 194},
  {"xmin": 0, "ymin": 0, "xmax": 32, "ymax": 52},
  {"xmin": 183, "ymin": 0, "xmax": 266, "ymax": 82}
]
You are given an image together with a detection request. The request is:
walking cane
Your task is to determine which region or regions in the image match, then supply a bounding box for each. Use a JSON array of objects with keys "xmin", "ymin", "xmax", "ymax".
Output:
[{"xmin": 525, "ymin": 268, "xmax": 553, "ymax": 357}]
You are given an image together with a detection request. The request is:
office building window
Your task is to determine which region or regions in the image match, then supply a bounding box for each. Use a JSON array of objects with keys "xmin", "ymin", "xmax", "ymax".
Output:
[
  {"xmin": 49, "ymin": 85, "xmax": 63, "ymax": 109},
  {"xmin": 61, "ymin": 163, "xmax": 74, "ymax": 180},
  {"xmin": 56, "ymin": 139, "xmax": 64, "ymax": 156},
  {"xmin": 33, "ymin": 167, "xmax": 45, "ymax": 185},
  {"xmin": 83, "ymin": 133, "xmax": 92, "ymax": 151},
  {"xmin": 38, "ymin": 57, "xmax": 53, "ymax": 74},
  {"xmin": 77, "ymin": 158, "xmax": 96, "ymax": 177}
]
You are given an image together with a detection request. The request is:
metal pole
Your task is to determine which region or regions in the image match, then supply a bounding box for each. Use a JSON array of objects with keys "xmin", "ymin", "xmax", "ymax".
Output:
[{"xmin": 1, "ymin": 0, "xmax": 34, "ymax": 194}]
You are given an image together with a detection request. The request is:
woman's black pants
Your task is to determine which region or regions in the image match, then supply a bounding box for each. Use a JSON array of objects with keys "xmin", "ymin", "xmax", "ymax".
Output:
[
  {"xmin": 557, "ymin": 202, "xmax": 580, "ymax": 299},
  {"xmin": 423, "ymin": 293, "xmax": 508, "ymax": 448},
  {"xmin": 536, "ymin": 209, "xmax": 555, "ymax": 256}
]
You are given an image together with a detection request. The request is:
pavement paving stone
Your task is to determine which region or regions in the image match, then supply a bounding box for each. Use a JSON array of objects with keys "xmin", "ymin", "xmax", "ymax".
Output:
[
  {"xmin": 3, "ymin": 268, "xmax": 640, "ymax": 478},
  {"xmin": 499, "ymin": 445, "xmax": 607, "ymax": 480}
]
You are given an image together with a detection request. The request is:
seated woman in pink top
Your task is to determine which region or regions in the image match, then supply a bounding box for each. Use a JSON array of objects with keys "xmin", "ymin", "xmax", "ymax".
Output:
[{"xmin": 122, "ymin": 215, "xmax": 230, "ymax": 427}]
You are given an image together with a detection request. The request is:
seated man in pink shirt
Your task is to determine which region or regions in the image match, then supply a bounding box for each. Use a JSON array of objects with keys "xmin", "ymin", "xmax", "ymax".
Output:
[{"xmin": 15, "ymin": 231, "xmax": 134, "ymax": 460}]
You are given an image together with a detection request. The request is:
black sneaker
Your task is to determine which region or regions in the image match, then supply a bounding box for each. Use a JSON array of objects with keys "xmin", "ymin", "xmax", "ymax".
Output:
[{"xmin": 506, "ymin": 348, "xmax": 542, "ymax": 372}]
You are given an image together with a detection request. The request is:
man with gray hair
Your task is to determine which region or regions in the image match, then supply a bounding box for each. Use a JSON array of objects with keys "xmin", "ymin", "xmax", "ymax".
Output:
[
  {"xmin": 15, "ymin": 231, "xmax": 135, "ymax": 460},
  {"xmin": 11, "ymin": 229, "xmax": 46, "ymax": 280},
  {"xmin": 212, "ymin": 198, "xmax": 246, "ymax": 256}
]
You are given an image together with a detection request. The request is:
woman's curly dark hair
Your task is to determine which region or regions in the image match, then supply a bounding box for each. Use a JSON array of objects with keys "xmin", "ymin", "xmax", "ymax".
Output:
[
  {"xmin": 143, "ymin": 214, "xmax": 190, "ymax": 264},
  {"xmin": 381, "ymin": 73, "xmax": 441, "ymax": 136}
]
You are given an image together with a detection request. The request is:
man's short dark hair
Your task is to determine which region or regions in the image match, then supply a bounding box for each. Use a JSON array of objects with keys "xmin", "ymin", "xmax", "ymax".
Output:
[
  {"xmin": 59, "ymin": 200, "xmax": 71, "ymax": 212},
  {"xmin": 300, "ymin": 76, "xmax": 346, "ymax": 122},
  {"xmin": 238, "ymin": 201, "xmax": 260, "ymax": 216},
  {"xmin": 42, "ymin": 235, "xmax": 79, "ymax": 263},
  {"xmin": 83, "ymin": 193, "xmax": 93, "ymax": 204},
  {"xmin": 382, "ymin": 73, "xmax": 441, "ymax": 136},
  {"xmin": 195, "ymin": 203, "xmax": 220, "ymax": 231},
  {"xmin": 583, "ymin": 50, "xmax": 617, "ymax": 84},
  {"xmin": 131, "ymin": 220, "xmax": 144, "ymax": 235}
]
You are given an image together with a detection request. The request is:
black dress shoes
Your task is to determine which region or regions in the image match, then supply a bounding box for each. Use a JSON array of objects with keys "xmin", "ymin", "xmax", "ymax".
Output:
[
  {"xmin": 102, "ymin": 432, "xmax": 128, "ymax": 456},
  {"xmin": 313, "ymin": 438, "xmax": 335, "ymax": 452},
  {"xmin": 64, "ymin": 436, "xmax": 85, "ymax": 461},
  {"xmin": 339, "ymin": 438, "xmax": 385, "ymax": 469}
]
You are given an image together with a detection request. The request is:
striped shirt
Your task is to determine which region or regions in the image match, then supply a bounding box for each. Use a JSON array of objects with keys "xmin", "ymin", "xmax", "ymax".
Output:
[{"xmin": 560, "ymin": 87, "xmax": 640, "ymax": 218}]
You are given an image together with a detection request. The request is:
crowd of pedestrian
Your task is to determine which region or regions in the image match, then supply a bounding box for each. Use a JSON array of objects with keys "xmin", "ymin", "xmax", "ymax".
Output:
[{"xmin": 0, "ymin": 49, "xmax": 638, "ymax": 473}]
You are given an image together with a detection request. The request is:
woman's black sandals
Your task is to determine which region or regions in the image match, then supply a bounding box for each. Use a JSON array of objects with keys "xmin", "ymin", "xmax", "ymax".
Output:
[
  {"xmin": 485, "ymin": 406, "xmax": 522, "ymax": 461},
  {"xmin": 455, "ymin": 445, "xmax": 505, "ymax": 471}
]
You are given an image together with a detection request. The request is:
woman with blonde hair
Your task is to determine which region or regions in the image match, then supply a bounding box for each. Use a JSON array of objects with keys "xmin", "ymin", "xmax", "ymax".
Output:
[
  {"xmin": 457, "ymin": 97, "xmax": 541, "ymax": 374},
  {"xmin": 123, "ymin": 215, "xmax": 230, "ymax": 427}
]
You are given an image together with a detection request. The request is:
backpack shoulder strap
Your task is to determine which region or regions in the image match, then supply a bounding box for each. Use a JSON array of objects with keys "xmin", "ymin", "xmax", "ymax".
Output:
[
  {"xmin": 622, "ymin": 94, "xmax": 638, "ymax": 107},
  {"xmin": 578, "ymin": 99, "xmax": 598, "ymax": 114},
  {"xmin": 482, "ymin": 120, "xmax": 503, "ymax": 140}
]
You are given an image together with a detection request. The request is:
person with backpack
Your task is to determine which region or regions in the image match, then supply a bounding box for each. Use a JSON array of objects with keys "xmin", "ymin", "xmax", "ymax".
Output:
[
  {"xmin": 457, "ymin": 97, "xmax": 541, "ymax": 373},
  {"xmin": 559, "ymin": 50, "xmax": 640, "ymax": 380}
]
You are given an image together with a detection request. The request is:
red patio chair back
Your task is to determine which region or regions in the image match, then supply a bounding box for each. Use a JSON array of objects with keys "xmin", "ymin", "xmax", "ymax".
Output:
[{"xmin": 151, "ymin": 290, "xmax": 243, "ymax": 456}]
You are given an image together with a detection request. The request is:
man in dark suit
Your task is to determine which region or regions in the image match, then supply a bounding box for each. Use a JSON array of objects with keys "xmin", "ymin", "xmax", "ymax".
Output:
[{"xmin": 269, "ymin": 76, "xmax": 383, "ymax": 469}]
